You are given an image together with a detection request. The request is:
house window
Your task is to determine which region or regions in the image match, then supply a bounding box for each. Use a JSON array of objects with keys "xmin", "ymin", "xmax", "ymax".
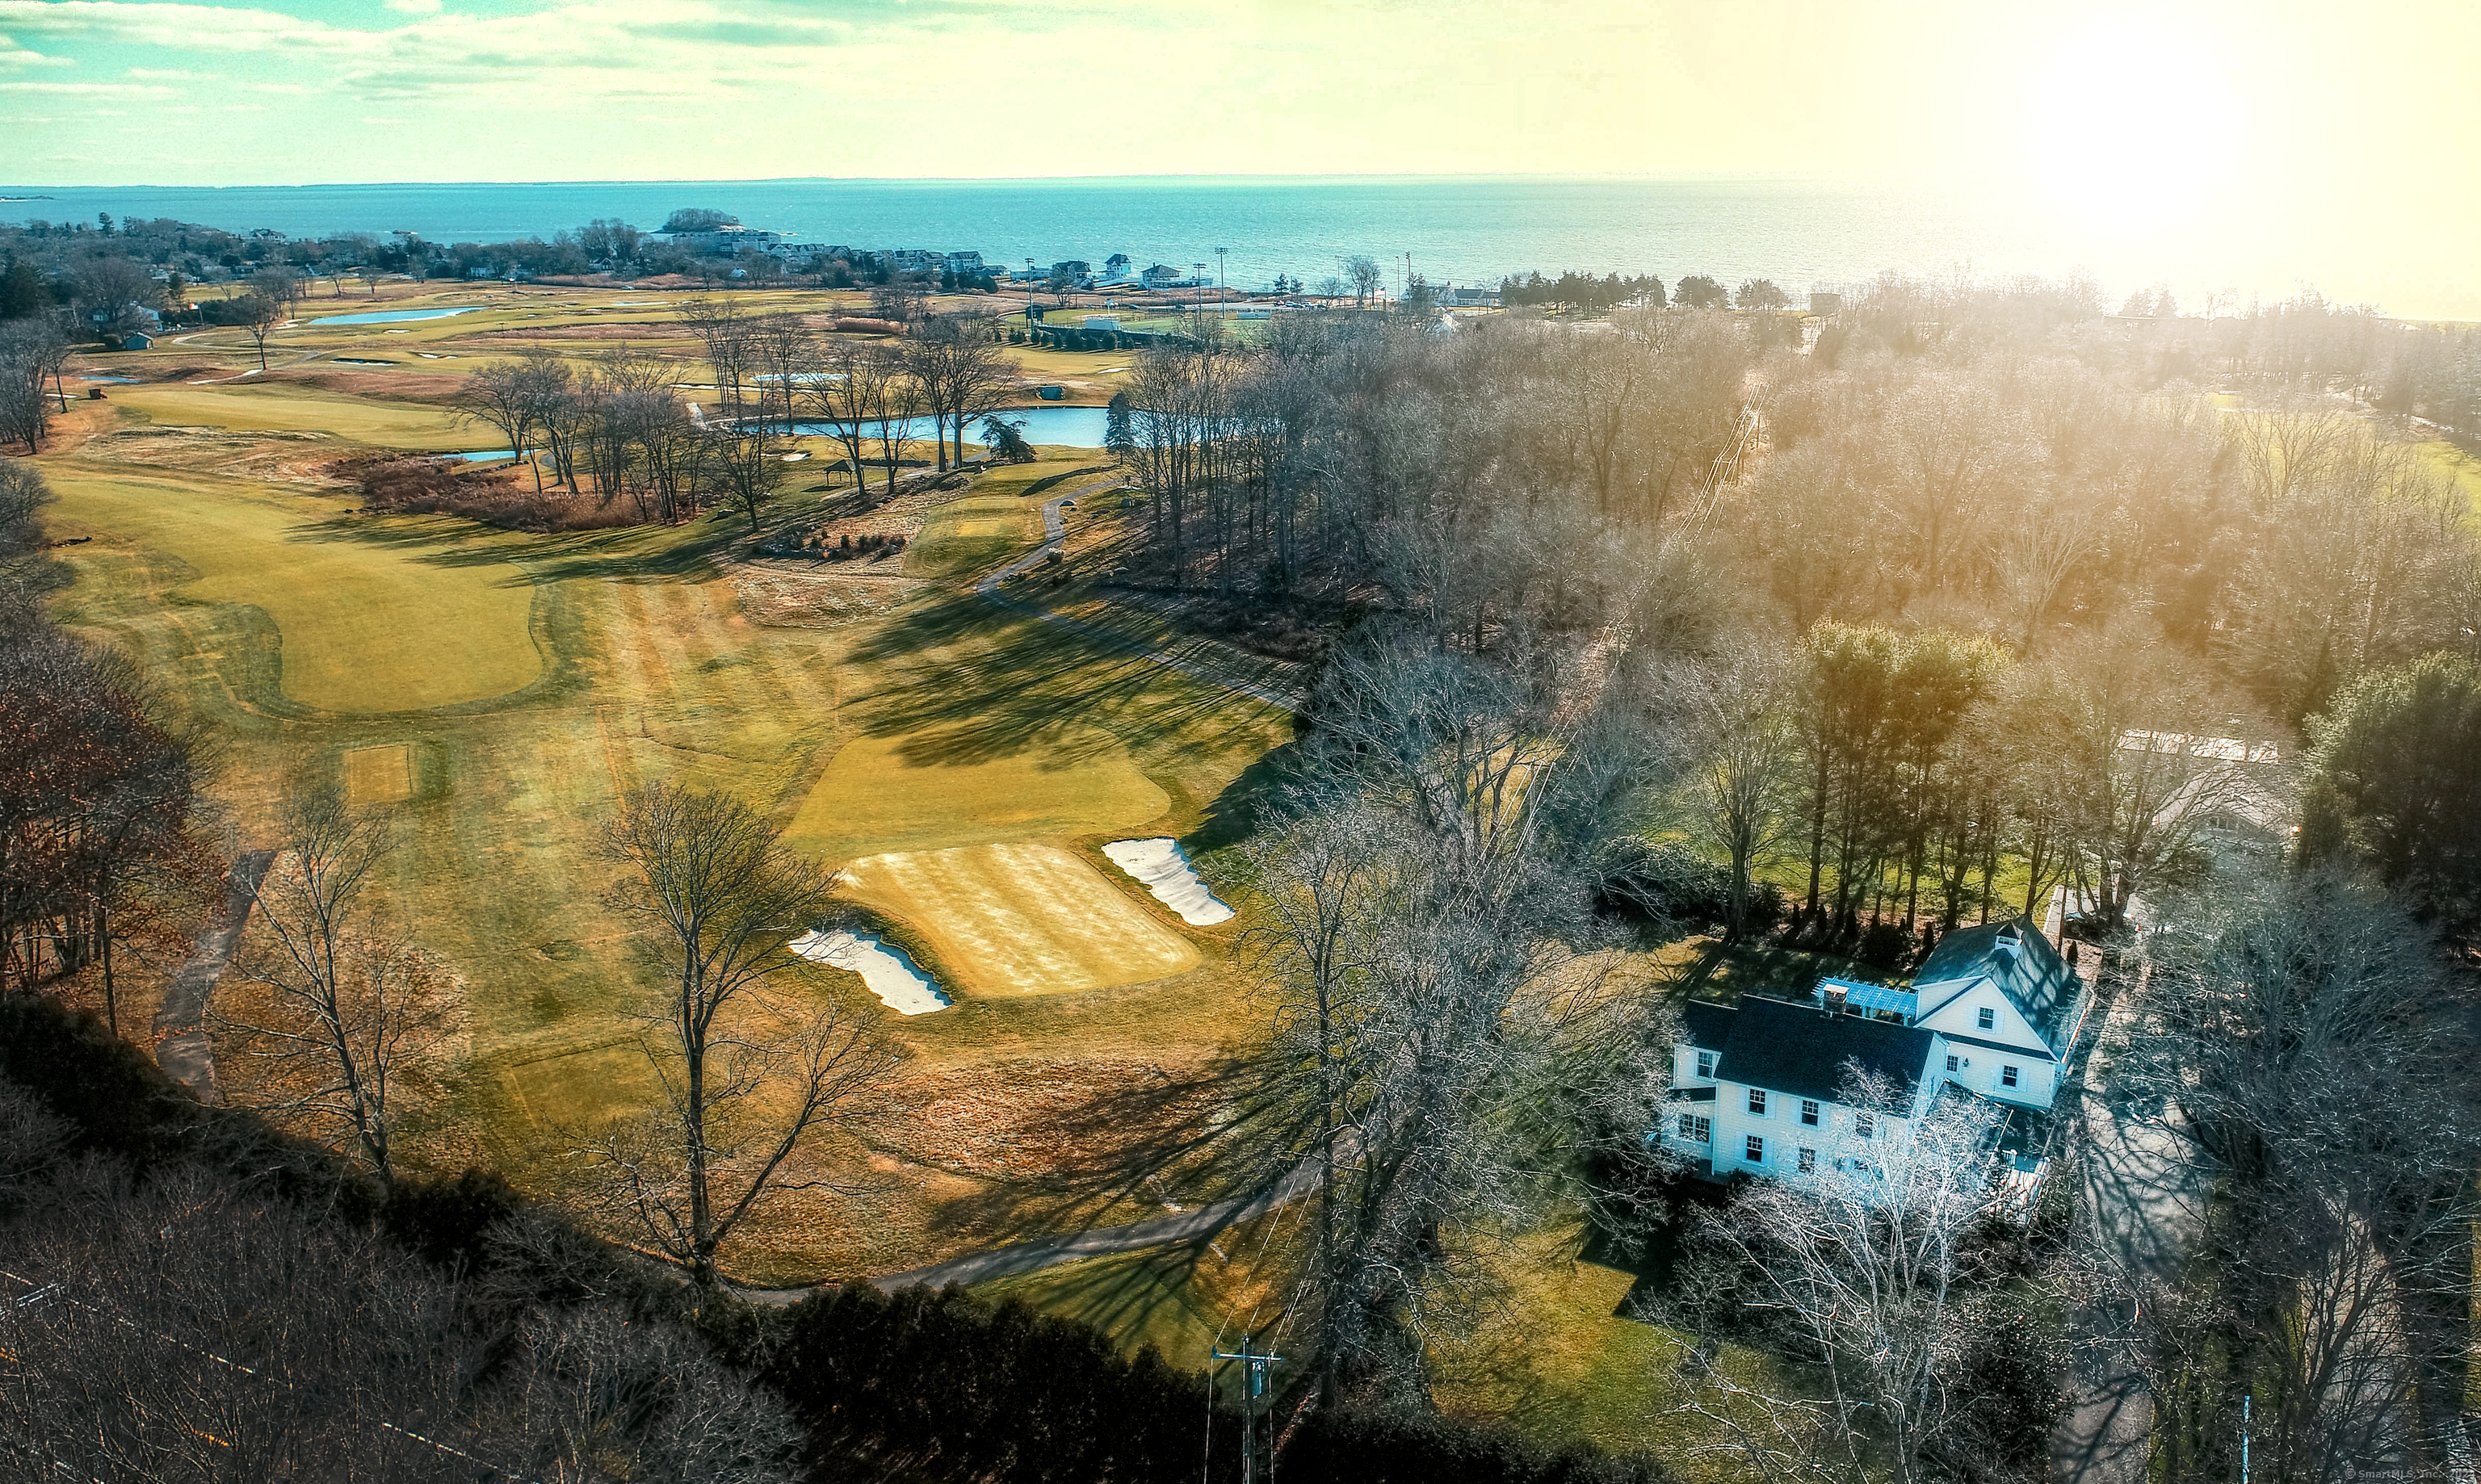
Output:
[
  {"xmin": 1798, "ymin": 1147, "xmax": 1816, "ymax": 1173},
  {"xmin": 1745, "ymin": 1135, "xmax": 1765, "ymax": 1163},
  {"xmin": 1945, "ymin": 1054, "xmax": 1959, "ymax": 1073},
  {"xmin": 1854, "ymin": 1113, "xmax": 1875, "ymax": 1140},
  {"xmin": 1748, "ymin": 1088, "xmax": 1767, "ymax": 1115},
  {"xmin": 1695, "ymin": 1051, "xmax": 1715, "ymax": 1079},
  {"xmin": 1800, "ymin": 1099, "xmax": 1820, "ymax": 1126},
  {"xmin": 1977, "ymin": 1007, "xmax": 1996, "ymax": 1030},
  {"xmin": 2002, "ymin": 1065, "xmax": 2020, "ymax": 1088},
  {"xmin": 1679, "ymin": 1114, "xmax": 1710, "ymax": 1143}
]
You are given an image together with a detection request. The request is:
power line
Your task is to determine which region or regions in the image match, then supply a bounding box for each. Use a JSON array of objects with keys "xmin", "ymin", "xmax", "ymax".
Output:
[{"xmin": 1211, "ymin": 1335, "xmax": 1284, "ymax": 1484}]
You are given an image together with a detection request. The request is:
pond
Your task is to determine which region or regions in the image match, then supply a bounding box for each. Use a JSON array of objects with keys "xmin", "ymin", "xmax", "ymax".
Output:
[
  {"xmin": 314, "ymin": 307, "xmax": 481, "ymax": 325},
  {"xmin": 791, "ymin": 403, "xmax": 1111, "ymax": 448}
]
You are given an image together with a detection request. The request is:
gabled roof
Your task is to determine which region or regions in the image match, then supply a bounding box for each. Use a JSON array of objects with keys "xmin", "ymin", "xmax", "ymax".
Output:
[
  {"xmin": 1711, "ymin": 996, "xmax": 1935, "ymax": 1107},
  {"xmin": 1682, "ymin": 1000, "xmax": 1736, "ymax": 1052},
  {"xmin": 1913, "ymin": 917, "xmax": 2081, "ymax": 1055}
]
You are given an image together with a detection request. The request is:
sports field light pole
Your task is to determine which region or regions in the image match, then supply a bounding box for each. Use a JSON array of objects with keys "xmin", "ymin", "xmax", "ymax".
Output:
[{"xmin": 1215, "ymin": 245, "xmax": 1227, "ymax": 310}]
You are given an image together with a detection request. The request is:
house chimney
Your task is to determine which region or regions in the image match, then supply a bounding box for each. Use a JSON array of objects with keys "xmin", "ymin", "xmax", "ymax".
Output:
[{"xmin": 1823, "ymin": 984, "xmax": 1849, "ymax": 1014}]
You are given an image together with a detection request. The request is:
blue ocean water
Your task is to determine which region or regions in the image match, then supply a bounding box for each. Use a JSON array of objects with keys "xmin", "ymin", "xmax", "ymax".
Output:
[
  {"xmin": 10, "ymin": 175, "xmax": 2461, "ymax": 316},
  {"xmin": 2, "ymin": 176, "xmax": 2095, "ymax": 300}
]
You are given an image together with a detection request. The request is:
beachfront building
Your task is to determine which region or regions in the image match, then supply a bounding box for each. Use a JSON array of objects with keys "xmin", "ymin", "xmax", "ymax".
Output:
[
  {"xmin": 1140, "ymin": 263, "xmax": 1196, "ymax": 289},
  {"xmin": 1664, "ymin": 919, "xmax": 2085, "ymax": 1188},
  {"xmin": 663, "ymin": 223, "xmax": 779, "ymax": 254}
]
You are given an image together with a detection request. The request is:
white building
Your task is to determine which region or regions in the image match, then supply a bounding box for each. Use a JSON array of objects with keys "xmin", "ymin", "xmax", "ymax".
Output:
[{"xmin": 1665, "ymin": 918, "xmax": 2086, "ymax": 1184}]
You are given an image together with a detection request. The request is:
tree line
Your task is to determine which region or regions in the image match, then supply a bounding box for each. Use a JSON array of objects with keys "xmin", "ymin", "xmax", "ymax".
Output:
[{"xmin": 445, "ymin": 301, "xmax": 1015, "ymax": 530}]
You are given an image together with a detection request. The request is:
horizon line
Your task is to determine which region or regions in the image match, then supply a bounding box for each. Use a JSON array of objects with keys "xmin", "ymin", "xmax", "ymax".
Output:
[{"xmin": 2, "ymin": 170, "xmax": 1918, "ymax": 193}]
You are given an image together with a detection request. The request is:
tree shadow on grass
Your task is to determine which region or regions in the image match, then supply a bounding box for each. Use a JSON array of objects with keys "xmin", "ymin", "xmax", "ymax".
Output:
[
  {"xmin": 984, "ymin": 1243, "xmax": 1227, "ymax": 1357},
  {"xmin": 283, "ymin": 509, "xmax": 741, "ymax": 585},
  {"xmin": 844, "ymin": 594, "xmax": 1285, "ymax": 769}
]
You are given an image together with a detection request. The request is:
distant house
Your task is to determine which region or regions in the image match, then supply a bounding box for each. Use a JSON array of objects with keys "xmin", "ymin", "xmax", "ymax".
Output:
[
  {"xmin": 1099, "ymin": 253, "xmax": 1134, "ymax": 283},
  {"xmin": 119, "ymin": 331, "xmax": 154, "ymax": 350},
  {"xmin": 1808, "ymin": 291, "xmax": 1844, "ymax": 317},
  {"xmin": 1050, "ymin": 260, "xmax": 1093, "ymax": 284},
  {"xmin": 944, "ymin": 251, "xmax": 986, "ymax": 275},
  {"xmin": 661, "ymin": 224, "xmax": 781, "ymax": 255},
  {"xmin": 1665, "ymin": 919, "xmax": 2084, "ymax": 1193},
  {"xmin": 1140, "ymin": 263, "xmax": 1191, "ymax": 289}
]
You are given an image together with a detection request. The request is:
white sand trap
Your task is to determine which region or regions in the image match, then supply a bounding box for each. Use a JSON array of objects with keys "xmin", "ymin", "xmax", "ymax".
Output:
[
  {"xmin": 837, "ymin": 843, "xmax": 1197, "ymax": 997},
  {"xmin": 790, "ymin": 929, "xmax": 951, "ymax": 1014},
  {"xmin": 1103, "ymin": 839, "xmax": 1235, "ymax": 926}
]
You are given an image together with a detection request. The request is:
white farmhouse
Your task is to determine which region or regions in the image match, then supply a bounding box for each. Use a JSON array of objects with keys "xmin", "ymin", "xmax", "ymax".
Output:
[{"xmin": 1665, "ymin": 918, "xmax": 2086, "ymax": 1184}]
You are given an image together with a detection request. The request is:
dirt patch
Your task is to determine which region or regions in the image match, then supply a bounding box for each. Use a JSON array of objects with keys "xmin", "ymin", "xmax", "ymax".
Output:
[{"xmin": 734, "ymin": 568, "xmax": 921, "ymax": 628}]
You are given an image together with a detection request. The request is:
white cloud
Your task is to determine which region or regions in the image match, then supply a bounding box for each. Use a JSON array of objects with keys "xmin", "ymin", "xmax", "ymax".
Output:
[
  {"xmin": 0, "ymin": 78, "xmax": 170, "ymax": 94},
  {"xmin": 382, "ymin": 0, "xmax": 441, "ymax": 11}
]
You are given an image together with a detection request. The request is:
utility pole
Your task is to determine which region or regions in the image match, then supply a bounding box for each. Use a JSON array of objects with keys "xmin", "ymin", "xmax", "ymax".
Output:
[
  {"xmin": 1215, "ymin": 245, "xmax": 1228, "ymax": 312},
  {"xmin": 1212, "ymin": 1336, "xmax": 1283, "ymax": 1484}
]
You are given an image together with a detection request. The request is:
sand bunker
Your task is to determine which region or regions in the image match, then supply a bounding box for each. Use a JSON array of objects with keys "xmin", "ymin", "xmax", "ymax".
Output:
[
  {"xmin": 837, "ymin": 842, "xmax": 1197, "ymax": 998},
  {"xmin": 790, "ymin": 929, "xmax": 951, "ymax": 1015},
  {"xmin": 1102, "ymin": 839, "xmax": 1234, "ymax": 926}
]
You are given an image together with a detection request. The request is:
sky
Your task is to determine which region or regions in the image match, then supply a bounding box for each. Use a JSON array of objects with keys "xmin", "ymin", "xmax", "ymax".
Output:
[{"xmin": 3, "ymin": 0, "xmax": 2479, "ymax": 310}]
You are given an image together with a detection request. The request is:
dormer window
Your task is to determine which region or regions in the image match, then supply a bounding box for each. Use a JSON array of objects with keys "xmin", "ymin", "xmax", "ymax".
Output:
[
  {"xmin": 1977, "ymin": 1007, "xmax": 1996, "ymax": 1030},
  {"xmin": 1696, "ymin": 1051, "xmax": 1716, "ymax": 1079}
]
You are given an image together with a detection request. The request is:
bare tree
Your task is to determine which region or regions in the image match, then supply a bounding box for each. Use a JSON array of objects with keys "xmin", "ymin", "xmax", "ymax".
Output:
[
  {"xmin": 213, "ymin": 791, "xmax": 448, "ymax": 1187},
  {"xmin": 1660, "ymin": 1074, "xmax": 2011, "ymax": 1484},
  {"xmin": 590, "ymin": 782, "xmax": 899, "ymax": 1286},
  {"xmin": 0, "ymin": 318, "xmax": 69, "ymax": 453},
  {"xmin": 1216, "ymin": 628, "xmax": 1671, "ymax": 1409},
  {"xmin": 1988, "ymin": 494, "xmax": 2098, "ymax": 651},
  {"xmin": 1672, "ymin": 640, "xmax": 1799, "ymax": 938},
  {"xmin": 905, "ymin": 313, "xmax": 1017, "ymax": 470},
  {"xmin": 1342, "ymin": 254, "xmax": 1383, "ymax": 310},
  {"xmin": 805, "ymin": 337, "xmax": 903, "ymax": 494},
  {"xmin": 2109, "ymin": 872, "xmax": 2481, "ymax": 1482},
  {"xmin": 715, "ymin": 426, "xmax": 786, "ymax": 534},
  {"xmin": 234, "ymin": 291, "xmax": 285, "ymax": 372},
  {"xmin": 2010, "ymin": 618, "xmax": 2270, "ymax": 933},
  {"xmin": 455, "ymin": 358, "xmax": 538, "ymax": 471}
]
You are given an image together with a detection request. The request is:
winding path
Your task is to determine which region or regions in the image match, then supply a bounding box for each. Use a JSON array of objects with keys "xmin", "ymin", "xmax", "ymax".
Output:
[
  {"xmin": 152, "ymin": 851, "xmax": 275, "ymax": 1105},
  {"xmin": 867, "ymin": 1158, "xmax": 1324, "ymax": 1293}
]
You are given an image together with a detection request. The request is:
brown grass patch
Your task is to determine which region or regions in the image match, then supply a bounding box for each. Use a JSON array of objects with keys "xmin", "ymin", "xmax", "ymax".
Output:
[
  {"xmin": 342, "ymin": 744, "xmax": 410, "ymax": 806},
  {"xmin": 870, "ymin": 1056, "xmax": 1215, "ymax": 1184}
]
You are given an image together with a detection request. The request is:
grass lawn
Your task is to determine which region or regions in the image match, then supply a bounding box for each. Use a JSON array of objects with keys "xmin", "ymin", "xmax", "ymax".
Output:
[
  {"xmin": 106, "ymin": 380, "xmax": 478, "ymax": 451},
  {"xmin": 787, "ymin": 727, "xmax": 1169, "ymax": 861},
  {"xmin": 42, "ymin": 438, "xmax": 1294, "ymax": 1287},
  {"xmin": 45, "ymin": 463, "xmax": 542, "ymax": 711},
  {"xmin": 2413, "ymin": 436, "xmax": 2481, "ymax": 513}
]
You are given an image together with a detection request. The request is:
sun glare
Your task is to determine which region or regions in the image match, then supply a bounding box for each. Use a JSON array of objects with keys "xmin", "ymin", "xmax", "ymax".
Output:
[{"xmin": 2021, "ymin": 27, "xmax": 2241, "ymax": 239}]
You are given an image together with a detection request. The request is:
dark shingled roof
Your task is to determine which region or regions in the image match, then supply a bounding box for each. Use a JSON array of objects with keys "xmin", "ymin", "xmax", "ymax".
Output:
[
  {"xmin": 1914, "ymin": 916, "xmax": 2081, "ymax": 1054},
  {"xmin": 1683, "ymin": 1000, "xmax": 1737, "ymax": 1051},
  {"xmin": 1712, "ymin": 996, "xmax": 1935, "ymax": 1106}
]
